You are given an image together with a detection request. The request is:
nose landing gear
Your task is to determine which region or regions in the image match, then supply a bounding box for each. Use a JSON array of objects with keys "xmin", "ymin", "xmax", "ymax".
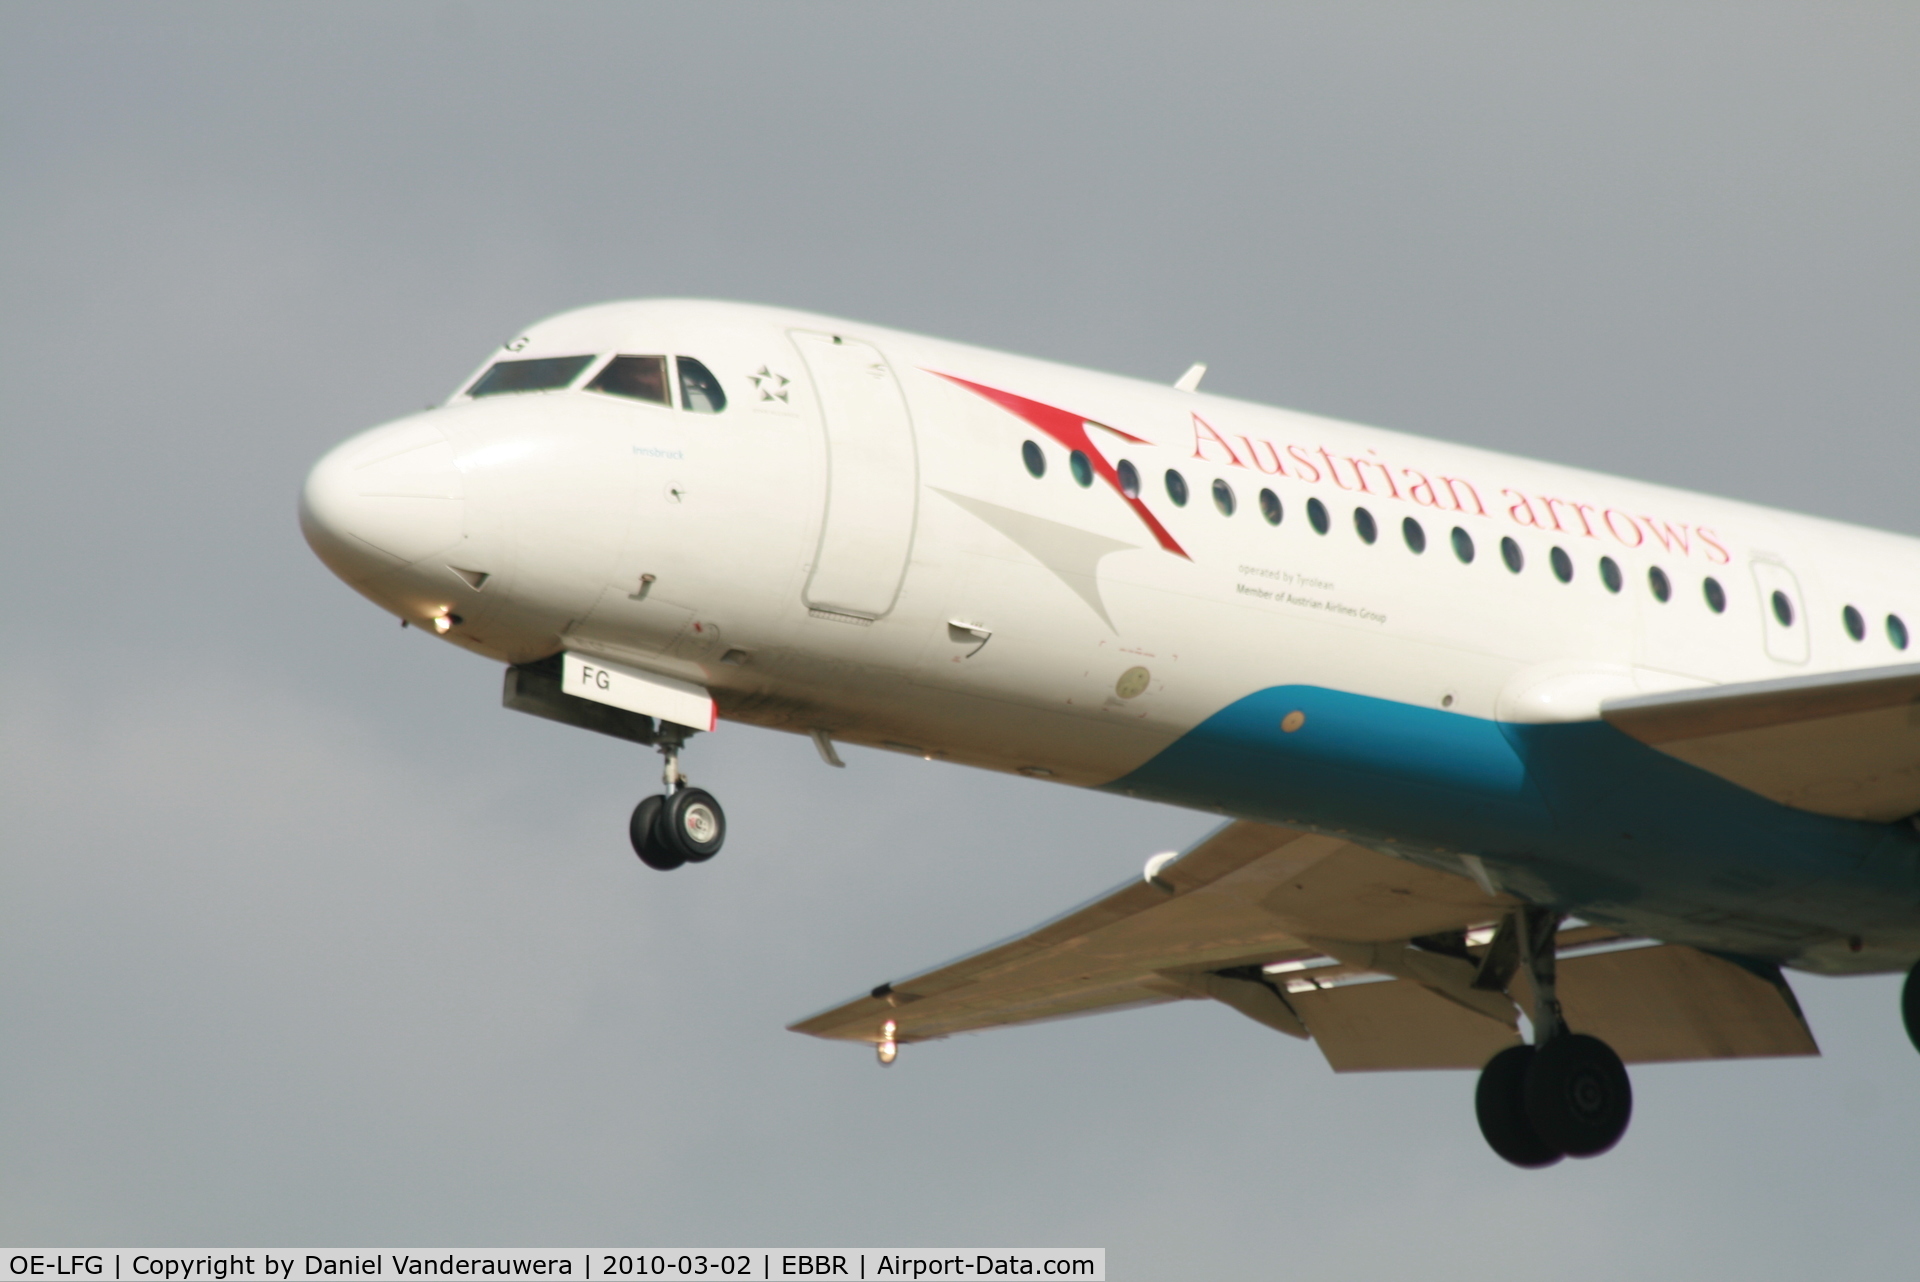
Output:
[
  {"xmin": 628, "ymin": 729, "xmax": 727, "ymax": 870},
  {"xmin": 1473, "ymin": 906, "xmax": 1633, "ymax": 1167}
]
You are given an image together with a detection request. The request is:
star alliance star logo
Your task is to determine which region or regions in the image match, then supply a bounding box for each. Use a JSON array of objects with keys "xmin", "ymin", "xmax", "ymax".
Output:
[{"xmin": 749, "ymin": 366, "xmax": 791, "ymax": 402}]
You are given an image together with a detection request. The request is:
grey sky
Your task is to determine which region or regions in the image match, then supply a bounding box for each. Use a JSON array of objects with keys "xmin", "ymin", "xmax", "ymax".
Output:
[{"xmin": 3, "ymin": 3, "xmax": 1918, "ymax": 1274}]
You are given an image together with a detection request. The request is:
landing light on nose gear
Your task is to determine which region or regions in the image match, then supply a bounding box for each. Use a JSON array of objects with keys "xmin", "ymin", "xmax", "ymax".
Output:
[
  {"xmin": 1473, "ymin": 906, "xmax": 1633, "ymax": 1167},
  {"xmin": 629, "ymin": 729, "xmax": 727, "ymax": 871}
]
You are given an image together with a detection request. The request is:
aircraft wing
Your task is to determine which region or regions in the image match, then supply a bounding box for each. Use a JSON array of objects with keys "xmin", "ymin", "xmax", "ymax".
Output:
[
  {"xmin": 1603, "ymin": 661, "xmax": 1920, "ymax": 822},
  {"xmin": 789, "ymin": 821, "xmax": 1817, "ymax": 1070}
]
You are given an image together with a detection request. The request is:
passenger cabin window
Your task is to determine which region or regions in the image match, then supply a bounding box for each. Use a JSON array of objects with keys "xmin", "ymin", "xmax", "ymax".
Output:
[
  {"xmin": 1258, "ymin": 489, "xmax": 1283, "ymax": 525},
  {"xmin": 1402, "ymin": 517, "xmax": 1426, "ymax": 554},
  {"xmin": 1550, "ymin": 547, "xmax": 1573, "ymax": 583},
  {"xmin": 1022, "ymin": 441, "xmax": 1046, "ymax": 477},
  {"xmin": 1703, "ymin": 577, "xmax": 1727, "ymax": 613},
  {"xmin": 1600, "ymin": 556, "xmax": 1623, "ymax": 593},
  {"xmin": 1891, "ymin": 615, "xmax": 1911, "ymax": 651},
  {"xmin": 1165, "ymin": 469, "xmax": 1190, "ymax": 507},
  {"xmin": 1212, "ymin": 479, "xmax": 1236, "ymax": 516},
  {"xmin": 1649, "ymin": 566, "xmax": 1672, "ymax": 602},
  {"xmin": 586, "ymin": 355, "xmax": 669, "ymax": 404},
  {"xmin": 1451, "ymin": 527, "xmax": 1475, "ymax": 564},
  {"xmin": 468, "ymin": 355, "xmax": 595, "ymax": 398},
  {"xmin": 676, "ymin": 357, "xmax": 726, "ymax": 413},
  {"xmin": 1070, "ymin": 450, "xmax": 1094, "ymax": 487},
  {"xmin": 1500, "ymin": 536, "xmax": 1524, "ymax": 574},
  {"xmin": 1117, "ymin": 459, "xmax": 1142, "ymax": 498},
  {"xmin": 1307, "ymin": 497, "xmax": 1330, "ymax": 534},
  {"xmin": 1844, "ymin": 605, "xmax": 1866, "ymax": 641},
  {"xmin": 1354, "ymin": 507, "xmax": 1377, "ymax": 544}
]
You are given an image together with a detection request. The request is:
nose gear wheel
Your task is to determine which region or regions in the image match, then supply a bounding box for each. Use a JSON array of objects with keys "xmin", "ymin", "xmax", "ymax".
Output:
[
  {"xmin": 629, "ymin": 795, "xmax": 682, "ymax": 870},
  {"xmin": 659, "ymin": 787, "xmax": 725, "ymax": 864},
  {"xmin": 626, "ymin": 725, "xmax": 727, "ymax": 870}
]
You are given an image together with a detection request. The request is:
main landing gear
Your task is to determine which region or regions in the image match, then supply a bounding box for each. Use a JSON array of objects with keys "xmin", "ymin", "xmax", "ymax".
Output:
[
  {"xmin": 629, "ymin": 728, "xmax": 726, "ymax": 871},
  {"xmin": 1474, "ymin": 906, "xmax": 1633, "ymax": 1168},
  {"xmin": 1904, "ymin": 960, "xmax": 1920, "ymax": 1055}
]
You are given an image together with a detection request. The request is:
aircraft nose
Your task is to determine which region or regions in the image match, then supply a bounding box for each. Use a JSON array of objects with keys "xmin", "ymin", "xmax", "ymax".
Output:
[{"xmin": 300, "ymin": 416, "xmax": 466, "ymax": 585}]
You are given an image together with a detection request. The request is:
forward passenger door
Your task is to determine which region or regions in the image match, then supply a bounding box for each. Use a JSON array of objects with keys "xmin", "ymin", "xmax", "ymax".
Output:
[{"xmin": 790, "ymin": 332, "xmax": 920, "ymax": 621}]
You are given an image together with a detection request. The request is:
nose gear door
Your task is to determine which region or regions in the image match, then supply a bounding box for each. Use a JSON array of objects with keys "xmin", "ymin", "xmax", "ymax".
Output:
[{"xmin": 790, "ymin": 331, "xmax": 919, "ymax": 620}]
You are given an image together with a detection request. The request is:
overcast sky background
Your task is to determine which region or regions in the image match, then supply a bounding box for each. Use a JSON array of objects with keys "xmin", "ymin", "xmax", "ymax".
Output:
[{"xmin": 4, "ymin": 3, "xmax": 1919, "ymax": 1275}]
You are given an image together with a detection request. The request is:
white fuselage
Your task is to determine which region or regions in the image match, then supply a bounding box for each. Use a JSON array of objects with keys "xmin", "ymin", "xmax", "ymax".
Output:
[{"xmin": 300, "ymin": 299, "xmax": 1920, "ymax": 970}]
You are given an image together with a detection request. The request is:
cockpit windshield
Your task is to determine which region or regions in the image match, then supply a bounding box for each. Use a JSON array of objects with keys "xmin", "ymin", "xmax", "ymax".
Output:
[
  {"xmin": 676, "ymin": 357, "xmax": 726, "ymax": 413},
  {"xmin": 464, "ymin": 351, "xmax": 727, "ymax": 413},
  {"xmin": 467, "ymin": 355, "xmax": 595, "ymax": 398},
  {"xmin": 586, "ymin": 355, "xmax": 670, "ymax": 405}
]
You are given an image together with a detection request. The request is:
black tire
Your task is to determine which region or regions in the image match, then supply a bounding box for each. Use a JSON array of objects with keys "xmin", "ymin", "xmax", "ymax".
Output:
[
  {"xmin": 630, "ymin": 795, "xmax": 683, "ymax": 870},
  {"xmin": 657, "ymin": 787, "xmax": 725, "ymax": 864},
  {"xmin": 1904, "ymin": 961, "xmax": 1920, "ymax": 1055},
  {"xmin": 1476, "ymin": 1044, "xmax": 1563, "ymax": 1168},
  {"xmin": 1524, "ymin": 1033, "xmax": 1632, "ymax": 1158}
]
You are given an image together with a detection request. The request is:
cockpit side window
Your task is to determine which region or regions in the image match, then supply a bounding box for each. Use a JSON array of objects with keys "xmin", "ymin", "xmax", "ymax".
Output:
[
  {"xmin": 675, "ymin": 357, "xmax": 726, "ymax": 414},
  {"xmin": 586, "ymin": 355, "xmax": 670, "ymax": 405},
  {"xmin": 467, "ymin": 355, "xmax": 595, "ymax": 398}
]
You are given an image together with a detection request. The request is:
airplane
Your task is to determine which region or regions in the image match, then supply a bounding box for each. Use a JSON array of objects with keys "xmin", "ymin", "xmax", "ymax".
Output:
[{"xmin": 300, "ymin": 298, "xmax": 1920, "ymax": 1168}]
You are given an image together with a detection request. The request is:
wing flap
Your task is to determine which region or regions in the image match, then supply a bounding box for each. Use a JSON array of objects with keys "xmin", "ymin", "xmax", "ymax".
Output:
[
  {"xmin": 1288, "ymin": 981, "xmax": 1521, "ymax": 1071},
  {"xmin": 1604, "ymin": 662, "xmax": 1920, "ymax": 821},
  {"xmin": 1556, "ymin": 944, "xmax": 1818, "ymax": 1061}
]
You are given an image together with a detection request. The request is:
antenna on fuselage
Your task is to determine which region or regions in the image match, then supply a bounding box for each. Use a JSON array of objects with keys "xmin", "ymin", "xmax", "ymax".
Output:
[{"xmin": 1173, "ymin": 363, "xmax": 1207, "ymax": 393}]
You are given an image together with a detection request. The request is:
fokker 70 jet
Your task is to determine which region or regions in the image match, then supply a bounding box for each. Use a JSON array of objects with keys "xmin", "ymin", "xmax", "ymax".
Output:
[{"xmin": 301, "ymin": 300, "xmax": 1920, "ymax": 1167}]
